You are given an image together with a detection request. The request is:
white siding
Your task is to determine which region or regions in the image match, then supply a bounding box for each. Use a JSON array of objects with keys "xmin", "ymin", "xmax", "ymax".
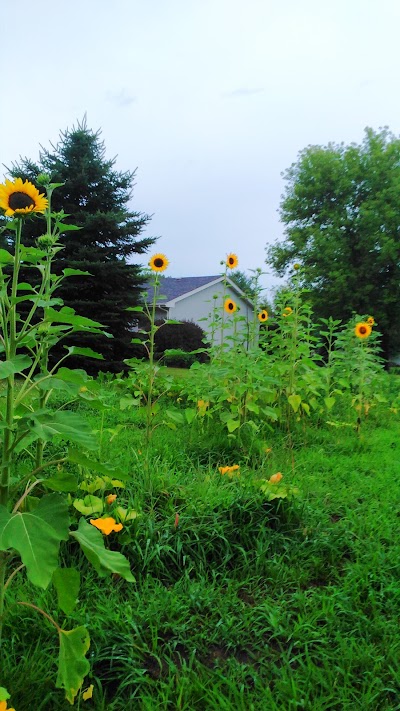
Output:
[{"xmin": 168, "ymin": 282, "xmax": 255, "ymax": 346}]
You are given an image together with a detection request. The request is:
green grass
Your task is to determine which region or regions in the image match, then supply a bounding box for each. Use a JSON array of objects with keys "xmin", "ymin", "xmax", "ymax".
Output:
[{"xmin": 2, "ymin": 389, "xmax": 400, "ymax": 710}]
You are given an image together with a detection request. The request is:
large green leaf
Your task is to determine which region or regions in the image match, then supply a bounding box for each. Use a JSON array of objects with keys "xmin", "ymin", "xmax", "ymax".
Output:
[
  {"xmin": 46, "ymin": 471, "xmax": 79, "ymax": 492},
  {"xmin": 227, "ymin": 419, "xmax": 240, "ymax": 433},
  {"xmin": 0, "ymin": 249, "xmax": 13, "ymax": 264},
  {"xmin": 288, "ymin": 394, "xmax": 302, "ymax": 413},
  {"xmin": 70, "ymin": 518, "xmax": 134, "ymax": 582},
  {"xmin": 73, "ymin": 495, "xmax": 104, "ymax": 515},
  {"xmin": 0, "ymin": 687, "xmax": 11, "ymax": 702},
  {"xmin": 63, "ymin": 268, "xmax": 92, "ymax": 277},
  {"xmin": 56, "ymin": 625, "xmax": 90, "ymax": 705},
  {"xmin": 45, "ymin": 306, "xmax": 104, "ymax": 328},
  {"xmin": 0, "ymin": 354, "xmax": 32, "ymax": 379},
  {"xmin": 53, "ymin": 567, "xmax": 80, "ymax": 614},
  {"xmin": 0, "ymin": 494, "xmax": 69, "ymax": 588},
  {"xmin": 68, "ymin": 448, "xmax": 129, "ymax": 481},
  {"xmin": 24, "ymin": 410, "xmax": 97, "ymax": 450},
  {"xmin": 65, "ymin": 346, "xmax": 104, "ymax": 360}
]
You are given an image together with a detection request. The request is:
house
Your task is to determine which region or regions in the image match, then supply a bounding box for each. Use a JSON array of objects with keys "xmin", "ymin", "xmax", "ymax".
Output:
[{"xmin": 143, "ymin": 275, "xmax": 255, "ymax": 346}]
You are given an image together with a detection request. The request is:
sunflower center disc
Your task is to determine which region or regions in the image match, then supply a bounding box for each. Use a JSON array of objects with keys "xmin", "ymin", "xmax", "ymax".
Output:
[
  {"xmin": 8, "ymin": 192, "xmax": 35, "ymax": 210},
  {"xmin": 154, "ymin": 258, "xmax": 163, "ymax": 267}
]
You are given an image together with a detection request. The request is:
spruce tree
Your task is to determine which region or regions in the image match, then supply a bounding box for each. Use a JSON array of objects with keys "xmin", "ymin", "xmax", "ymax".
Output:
[{"xmin": 8, "ymin": 118, "xmax": 155, "ymax": 371}]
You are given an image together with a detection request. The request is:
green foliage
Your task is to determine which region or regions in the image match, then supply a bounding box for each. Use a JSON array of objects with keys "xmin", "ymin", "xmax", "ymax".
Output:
[
  {"xmin": 154, "ymin": 319, "xmax": 209, "ymax": 366},
  {"xmin": 0, "ymin": 494, "xmax": 69, "ymax": 589},
  {"xmin": 52, "ymin": 567, "xmax": 80, "ymax": 615},
  {"xmin": 6, "ymin": 117, "xmax": 156, "ymax": 371},
  {"xmin": 0, "ymin": 179, "xmax": 134, "ymax": 705},
  {"xmin": 267, "ymin": 127, "xmax": 400, "ymax": 360},
  {"xmin": 56, "ymin": 625, "xmax": 91, "ymax": 704},
  {"xmin": 70, "ymin": 518, "xmax": 135, "ymax": 582}
]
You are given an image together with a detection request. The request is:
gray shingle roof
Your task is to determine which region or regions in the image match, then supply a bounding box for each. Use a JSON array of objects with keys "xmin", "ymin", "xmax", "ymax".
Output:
[{"xmin": 144, "ymin": 276, "xmax": 221, "ymax": 303}]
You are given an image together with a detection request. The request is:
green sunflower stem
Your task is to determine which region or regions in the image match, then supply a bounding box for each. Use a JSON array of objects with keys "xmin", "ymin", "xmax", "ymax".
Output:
[
  {"xmin": 0, "ymin": 552, "xmax": 7, "ymax": 646},
  {"xmin": 35, "ymin": 192, "xmax": 53, "ymax": 469},
  {"xmin": 0, "ymin": 219, "xmax": 22, "ymax": 506},
  {"xmin": 145, "ymin": 273, "xmax": 159, "ymax": 447}
]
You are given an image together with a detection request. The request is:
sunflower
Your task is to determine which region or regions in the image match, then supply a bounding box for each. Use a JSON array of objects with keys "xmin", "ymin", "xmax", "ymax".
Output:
[
  {"xmin": 226, "ymin": 253, "xmax": 238, "ymax": 269},
  {"xmin": 0, "ymin": 177, "xmax": 48, "ymax": 217},
  {"xmin": 258, "ymin": 309, "xmax": 268, "ymax": 322},
  {"xmin": 224, "ymin": 298, "xmax": 237, "ymax": 314},
  {"xmin": 355, "ymin": 322, "xmax": 372, "ymax": 339},
  {"xmin": 367, "ymin": 316, "xmax": 375, "ymax": 326},
  {"xmin": 149, "ymin": 253, "xmax": 169, "ymax": 272},
  {"xmin": 282, "ymin": 306, "xmax": 293, "ymax": 317}
]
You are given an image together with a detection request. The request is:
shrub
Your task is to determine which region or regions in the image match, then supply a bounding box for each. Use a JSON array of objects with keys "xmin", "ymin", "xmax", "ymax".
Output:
[{"xmin": 154, "ymin": 320, "xmax": 209, "ymax": 367}]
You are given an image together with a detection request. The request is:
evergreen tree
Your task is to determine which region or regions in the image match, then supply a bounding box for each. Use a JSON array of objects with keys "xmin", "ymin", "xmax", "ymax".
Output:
[{"xmin": 8, "ymin": 118, "xmax": 155, "ymax": 371}]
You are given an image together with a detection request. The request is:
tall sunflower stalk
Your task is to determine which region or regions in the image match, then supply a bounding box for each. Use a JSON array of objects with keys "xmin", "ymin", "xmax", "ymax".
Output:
[
  {"xmin": 0, "ymin": 177, "xmax": 50, "ymax": 642},
  {"xmin": 219, "ymin": 253, "xmax": 238, "ymax": 356},
  {"xmin": 353, "ymin": 320, "xmax": 373, "ymax": 434},
  {"xmin": 0, "ymin": 177, "xmax": 135, "ymax": 702},
  {"xmin": 141, "ymin": 254, "xmax": 169, "ymax": 447}
]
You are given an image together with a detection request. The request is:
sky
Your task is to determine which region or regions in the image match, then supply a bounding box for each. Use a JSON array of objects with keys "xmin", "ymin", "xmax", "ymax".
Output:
[{"xmin": 3, "ymin": 0, "xmax": 400, "ymax": 299}]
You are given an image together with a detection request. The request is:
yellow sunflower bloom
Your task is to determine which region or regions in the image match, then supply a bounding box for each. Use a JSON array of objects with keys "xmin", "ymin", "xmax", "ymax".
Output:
[
  {"xmin": 258, "ymin": 310, "xmax": 268, "ymax": 322},
  {"xmin": 90, "ymin": 517, "xmax": 123, "ymax": 535},
  {"xmin": 0, "ymin": 177, "xmax": 48, "ymax": 217},
  {"xmin": 226, "ymin": 253, "xmax": 238, "ymax": 269},
  {"xmin": 367, "ymin": 316, "xmax": 375, "ymax": 326},
  {"xmin": 282, "ymin": 307, "xmax": 293, "ymax": 317},
  {"xmin": 355, "ymin": 322, "xmax": 372, "ymax": 339},
  {"xmin": 224, "ymin": 298, "xmax": 237, "ymax": 314},
  {"xmin": 149, "ymin": 253, "xmax": 169, "ymax": 272}
]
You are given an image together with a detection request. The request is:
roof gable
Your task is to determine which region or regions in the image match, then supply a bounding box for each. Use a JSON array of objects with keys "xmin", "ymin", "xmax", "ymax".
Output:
[
  {"xmin": 145, "ymin": 276, "xmax": 221, "ymax": 303},
  {"xmin": 143, "ymin": 275, "xmax": 254, "ymax": 308}
]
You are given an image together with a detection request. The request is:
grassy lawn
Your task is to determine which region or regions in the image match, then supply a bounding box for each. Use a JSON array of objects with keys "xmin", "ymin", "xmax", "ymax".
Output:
[{"xmin": 2, "ymin": 384, "xmax": 400, "ymax": 710}]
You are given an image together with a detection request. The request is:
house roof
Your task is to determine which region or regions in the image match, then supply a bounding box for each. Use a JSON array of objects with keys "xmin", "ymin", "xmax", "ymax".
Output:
[
  {"xmin": 144, "ymin": 275, "xmax": 222, "ymax": 304},
  {"xmin": 143, "ymin": 275, "xmax": 254, "ymax": 308}
]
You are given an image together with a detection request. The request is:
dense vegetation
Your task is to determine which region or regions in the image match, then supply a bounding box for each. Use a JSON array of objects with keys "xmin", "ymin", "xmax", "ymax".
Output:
[{"xmin": 267, "ymin": 127, "xmax": 400, "ymax": 361}]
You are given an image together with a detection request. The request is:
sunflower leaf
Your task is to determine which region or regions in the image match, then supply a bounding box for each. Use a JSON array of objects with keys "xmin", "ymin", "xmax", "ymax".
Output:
[
  {"xmin": 56, "ymin": 625, "xmax": 90, "ymax": 704},
  {"xmin": 70, "ymin": 518, "xmax": 135, "ymax": 581}
]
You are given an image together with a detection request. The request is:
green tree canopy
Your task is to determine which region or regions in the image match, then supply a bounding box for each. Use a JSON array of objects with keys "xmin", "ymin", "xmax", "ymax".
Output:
[
  {"xmin": 267, "ymin": 127, "xmax": 400, "ymax": 359},
  {"xmin": 7, "ymin": 118, "xmax": 156, "ymax": 371}
]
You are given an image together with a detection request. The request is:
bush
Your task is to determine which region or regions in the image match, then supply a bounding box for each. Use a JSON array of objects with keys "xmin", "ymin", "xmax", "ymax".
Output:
[{"xmin": 154, "ymin": 320, "xmax": 209, "ymax": 367}]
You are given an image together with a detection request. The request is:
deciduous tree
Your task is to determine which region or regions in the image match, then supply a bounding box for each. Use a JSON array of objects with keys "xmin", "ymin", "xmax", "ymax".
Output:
[{"xmin": 267, "ymin": 127, "xmax": 400, "ymax": 359}]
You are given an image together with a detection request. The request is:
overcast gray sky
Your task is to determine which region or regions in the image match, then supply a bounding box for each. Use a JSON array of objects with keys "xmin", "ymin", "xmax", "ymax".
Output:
[{"xmin": 3, "ymin": 0, "xmax": 400, "ymax": 296}]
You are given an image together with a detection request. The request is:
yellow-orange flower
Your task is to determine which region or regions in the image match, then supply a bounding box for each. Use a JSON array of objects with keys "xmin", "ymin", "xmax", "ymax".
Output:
[
  {"xmin": 269, "ymin": 472, "xmax": 283, "ymax": 484},
  {"xmin": 90, "ymin": 517, "xmax": 123, "ymax": 535},
  {"xmin": 226, "ymin": 253, "xmax": 238, "ymax": 269},
  {"xmin": 282, "ymin": 307, "xmax": 293, "ymax": 317},
  {"xmin": 0, "ymin": 702, "xmax": 15, "ymax": 711},
  {"xmin": 224, "ymin": 298, "xmax": 237, "ymax": 314},
  {"xmin": 219, "ymin": 465, "xmax": 240, "ymax": 475},
  {"xmin": 197, "ymin": 399, "xmax": 209, "ymax": 416},
  {"xmin": 82, "ymin": 685, "xmax": 94, "ymax": 700},
  {"xmin": 258, "ymin": 310, "xmax": 268, "ymax": 323},
  {"xmin": 0, "ymin": 177, "xmax": 48, "ymax": 217},
  {"xmin": 367, "ymin": 316, "xmax": 375, "ymax": 326},
  {"xmin": 149, "ymin": 253, "xmax": 169, "ymax": 272},
  {"xmin": 106, "ymin": 494, "xmax": 117, "ymax": 505},
  {"xmin": 293, "ymin": 263, "xmax": 301, "ymax": 270},
  {"xmin": 354, "ymin": 322, "xmax": 372, "ymax": 339}
]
